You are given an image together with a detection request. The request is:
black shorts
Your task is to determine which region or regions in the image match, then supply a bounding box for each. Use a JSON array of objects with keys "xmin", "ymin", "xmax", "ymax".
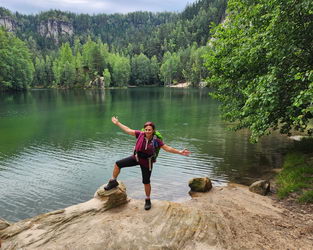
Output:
[{"xmin": 116, "ymin": 156, "xmax": 152, "ymax": 184}]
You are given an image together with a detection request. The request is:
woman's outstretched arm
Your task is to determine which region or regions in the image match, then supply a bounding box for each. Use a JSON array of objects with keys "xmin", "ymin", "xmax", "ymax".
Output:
[
  {"xmin": 111, "ymin": 116, "xmax": 136, "ymax": 136},
  {"xmin": 161, "ymin": 144, "xmax": 190, "ymax": 156}
]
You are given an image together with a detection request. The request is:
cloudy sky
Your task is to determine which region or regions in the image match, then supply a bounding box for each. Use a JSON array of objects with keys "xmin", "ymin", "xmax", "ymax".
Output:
[{"xmin": 1, "ymin": 0, "xmax": 198, "ymax": 15}]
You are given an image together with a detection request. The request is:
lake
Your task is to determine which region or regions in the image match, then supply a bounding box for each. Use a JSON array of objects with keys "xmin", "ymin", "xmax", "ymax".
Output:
[{"xmin": 0, "ymin": 88, "xmax": 291, "ymax": 222}]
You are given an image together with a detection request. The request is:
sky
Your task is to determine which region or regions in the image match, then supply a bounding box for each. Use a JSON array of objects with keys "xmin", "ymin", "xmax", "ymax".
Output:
[{"xmin": 1, "ymin": 0, "xmax": 198, "ymax": 15}]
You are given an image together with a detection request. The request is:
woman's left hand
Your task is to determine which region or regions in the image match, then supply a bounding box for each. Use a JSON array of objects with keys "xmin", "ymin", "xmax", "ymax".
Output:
[{"xmin": 179, "ymin": 149, "xmax": 190, "ymax": 156}]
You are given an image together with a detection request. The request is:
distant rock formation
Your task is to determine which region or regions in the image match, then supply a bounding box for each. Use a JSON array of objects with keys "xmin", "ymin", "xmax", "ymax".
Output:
[
  {"xmin": 0, "ymin": 17, "xmax": 16, "ymax": 32},
  {"xmin": 38, "ymin": 19, "xmax": 74, "ymax": 43},
  {"xmin": 0, "ymin": 15, "xmax": 74, "ymax": 44},
  {"xmin": 89, "ymin": 76, "xmax": 105, "ymax": 88}
]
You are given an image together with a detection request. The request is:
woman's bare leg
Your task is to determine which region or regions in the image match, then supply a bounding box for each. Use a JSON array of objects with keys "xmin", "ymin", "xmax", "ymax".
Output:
[
  {"xmin": 112, "ymin": 164, "xmax": 120, "ymax": 179},
  {"xmin": 144, "ymin": 183, "xmax": 151, "ymax": 198}
]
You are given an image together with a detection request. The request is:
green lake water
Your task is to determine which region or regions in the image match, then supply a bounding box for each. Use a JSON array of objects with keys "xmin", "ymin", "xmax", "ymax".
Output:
[{"xmin": 0, "ymin": 88, "xmax": 292, "ymax": 222}]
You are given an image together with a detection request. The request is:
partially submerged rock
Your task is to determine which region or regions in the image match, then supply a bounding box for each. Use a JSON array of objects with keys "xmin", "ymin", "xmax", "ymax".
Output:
[
  {"xmin": 189, "ymin": 177, "xmax": 212, "ymax": 192},
  {"xmin": 249, "ymin": 180, "xmax": 270, "ymax": 195},
  {"xmin": 0, "ymin": 218, "xmax": 10, "ymax": 230}
]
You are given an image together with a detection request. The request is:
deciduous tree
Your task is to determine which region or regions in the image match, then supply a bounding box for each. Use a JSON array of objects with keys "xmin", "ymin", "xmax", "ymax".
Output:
[{"xmin": 205, "ymin": 0, "xmax": 313, "ymax": 141}]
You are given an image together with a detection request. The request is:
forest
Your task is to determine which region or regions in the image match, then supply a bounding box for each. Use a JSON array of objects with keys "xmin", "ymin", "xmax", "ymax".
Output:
[{"xmin": 0, "ymin": 0, "xmax": 227, "ymax": 90}]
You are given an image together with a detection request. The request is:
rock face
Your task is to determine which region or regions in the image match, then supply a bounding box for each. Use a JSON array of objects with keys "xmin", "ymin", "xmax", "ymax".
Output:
[
  {"xmin": 89, "ymin": 76, "xmax": 105, "ymax": 88},
  {"xmin": 38, "ymin": 19, "xmax": 74, "ymax": 43},
  {"xmin": 0, "ymin": 17, "xmax": 16, "ymax": 32},
  {"xmin": 0, "ymin": 16, "xmax": 74, "ymax": 43},
  {"xmin": 249, "ymin": 180, "xmax": 271, "ymax": 195},
  {"xmin": 1, "ymin": 183, "xmax": 313, "ymax": 250},
  {"xmin": 189, "ymin": 177, "xmax": 212, "ymax": 192}
]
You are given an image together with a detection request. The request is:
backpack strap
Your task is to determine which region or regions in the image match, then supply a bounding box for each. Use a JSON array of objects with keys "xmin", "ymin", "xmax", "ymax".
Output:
[{"xmin": 135, "ymin": 132, "xmax": 145, "ymax": 152}]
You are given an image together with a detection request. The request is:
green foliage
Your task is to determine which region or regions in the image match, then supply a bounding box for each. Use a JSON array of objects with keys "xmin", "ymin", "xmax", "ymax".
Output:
[
  {"xmin": 205, "ymin": 0, "xmax": 313, "ymax": 142},
  {"xmin": 182, "ymin": 45, "xmax": 208, "ymax": 86},
  {"xmin": 0, "ymin": 7, "xmax": 13, "ymax": 17},
  {"xmin": 150, "ymin": 55, "xmax": 160, "ymax": 84},
  {"xmin": 32, "ymin": 57, "xmax": 45, "ymax": 86},
  {"xmin": 52, "ymin": 42, "xmax": 76, "ymax": 86},
  {"xmin": 131, "ymin": 53, "xmax": 151, "ymax": 85},
  {"xmin": 276, "ymin": 152, "xmax": 313, "ymax": 203},
  {"xmin": 109, "ymin": 54, "xmax": 131, "ymax": 87},
  {"xmin": 44, "ymin": 55, "xmax": 54, "ymax": 86},
  {"xmin": 160, "ymin": 52, "xmax": 182, "ymax": 85},
  {"xmin": 103, "ymin": 68, "xmax": 111, "ymax": 87},
  {"xmin": 298, "ymin": 190, "xmax": 313, "ymax": 204},
  {"xmin": 0, "ymin": 28, "xmax": 34, "ymax": 90}
]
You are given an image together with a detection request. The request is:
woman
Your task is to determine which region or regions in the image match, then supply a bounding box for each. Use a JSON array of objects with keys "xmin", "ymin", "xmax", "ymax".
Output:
[{"xmin": 104, "ymin": 116, "xmax": 190, "ymax": 210}]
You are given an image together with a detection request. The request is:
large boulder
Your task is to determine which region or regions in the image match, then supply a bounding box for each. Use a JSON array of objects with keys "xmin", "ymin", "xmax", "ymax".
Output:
[
  {"xmin": 249, "ymin": 180, "xmax": 270, "ymax": 196},
  {"xmin": 0, "ymin": 218, "xmax": 10, "ymax": 230},
  {"xmin": 189, "ymin": 177, "xmax": 212, "ymax": 192}
]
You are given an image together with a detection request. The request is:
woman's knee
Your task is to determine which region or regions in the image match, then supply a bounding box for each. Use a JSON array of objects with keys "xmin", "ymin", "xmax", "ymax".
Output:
[{"xmin": 142, "ymin": 178, "xmax": 150, "ymax": 184}]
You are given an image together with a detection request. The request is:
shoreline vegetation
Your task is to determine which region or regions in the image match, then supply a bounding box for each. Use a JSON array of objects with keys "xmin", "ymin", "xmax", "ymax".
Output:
[
  {"xmin": 24, "ymin": 82, "xmax": 197, "ymax": 90},
  {"xmin": 276, "ymin": 138, "xmax": 313, "ymax": 204}
]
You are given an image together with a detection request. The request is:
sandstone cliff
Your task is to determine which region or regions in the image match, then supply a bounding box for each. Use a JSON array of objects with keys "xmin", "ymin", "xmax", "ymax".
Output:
[
  {"xmin": 0, "ymin": 16, "xmax": 73, "ymax": 43},
  {"xmin": 38, "ymin": 19, "xmax": 73, "ymax": 43},
  {"xmin": 0, "ymin": 17, "xmax": 16, "ymax": 32},
  {"xmin": 1, "ymin": 183, "xmax": 312, "ymax": 249}
]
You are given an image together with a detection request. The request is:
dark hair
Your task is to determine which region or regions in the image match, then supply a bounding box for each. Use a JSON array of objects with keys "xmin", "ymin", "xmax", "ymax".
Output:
[{"xmin": 144, "ymin": 121, "xmax": 155, "ymax": 130}]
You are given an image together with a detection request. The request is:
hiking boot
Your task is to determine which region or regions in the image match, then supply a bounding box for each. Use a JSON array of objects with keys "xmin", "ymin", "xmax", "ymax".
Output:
[
  {"xmin": 104, "ymin": 179, "xmax": 119, "ymax": 190},
  {"xmin": 144, "ymin": 199, "xmax": 151, "ymax": 210}
]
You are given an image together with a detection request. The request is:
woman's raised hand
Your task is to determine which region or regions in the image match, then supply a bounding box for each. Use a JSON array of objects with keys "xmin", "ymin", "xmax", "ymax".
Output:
[
  {"xmin": 179, "ymin": 149, "xmax": 191, "ymax": 156},
  {"xmin": 112, "ymin": 116, "xmax": 119, "ymax": 125}
]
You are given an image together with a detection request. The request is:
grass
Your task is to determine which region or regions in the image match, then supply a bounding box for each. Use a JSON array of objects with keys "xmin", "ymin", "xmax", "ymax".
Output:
[{"xmin": 276, "ymin": 139, "xmax": 313, "ymax": 203}]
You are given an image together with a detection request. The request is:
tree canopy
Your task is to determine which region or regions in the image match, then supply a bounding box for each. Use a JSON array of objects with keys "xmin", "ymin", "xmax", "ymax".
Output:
[
  {"xmin": 0, "ymin": 28, "xmax": 34, "ymax": 90},
  {"xmin": 205, "ymin": 0, "xmax": 313, "ymax": 141}
]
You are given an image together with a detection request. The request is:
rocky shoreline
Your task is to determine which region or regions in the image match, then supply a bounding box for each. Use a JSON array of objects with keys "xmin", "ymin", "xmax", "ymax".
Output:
[{"xmin": 1, "ymin": 181, "xmax": 313, "ymax": 249}]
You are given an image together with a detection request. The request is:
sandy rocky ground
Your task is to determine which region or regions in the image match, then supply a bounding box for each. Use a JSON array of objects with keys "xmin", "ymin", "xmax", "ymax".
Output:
[{"xmin": 0, "ymin": 182, "xmax": 313, "ymax": 250}]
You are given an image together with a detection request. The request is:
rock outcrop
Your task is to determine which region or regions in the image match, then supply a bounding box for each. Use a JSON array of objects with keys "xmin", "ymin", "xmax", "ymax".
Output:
[
  {"xmin": 95, "ymin": 181, "xmax": 128, "ymax": 208},
  {"xmin": 0, "ymin": 17, "xmax": 16, "ymax": 32},
  {"xmin": 189, "ymin": 177, "xmax": 212, "ymax": 192},
  {"xmin": 38, "ymin": 19, "xmax": 73, "ymax": 43},
  {"xmin": 1, "ymin": 183, "xmax": 313, "ymax": 249},
  {"xmin": 89, "ymin": 76, "xmax": 105, "ymax": 88},
  {"xmin": 249, "ymin": 180, "xmax": 271, "ymax": 195}
]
